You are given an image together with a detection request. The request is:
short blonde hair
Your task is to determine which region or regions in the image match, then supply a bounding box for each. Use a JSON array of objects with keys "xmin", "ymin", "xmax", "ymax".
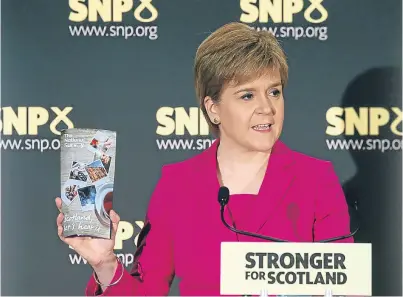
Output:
[{"xmin": 194, "ymin": 22, "xmax": 289, "ymax": 136}]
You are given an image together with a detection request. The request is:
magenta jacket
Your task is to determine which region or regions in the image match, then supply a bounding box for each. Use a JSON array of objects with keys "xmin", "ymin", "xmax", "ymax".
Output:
[{"xmin": 86, "ymin": 139, "xmax": 353, "ymax": 296}]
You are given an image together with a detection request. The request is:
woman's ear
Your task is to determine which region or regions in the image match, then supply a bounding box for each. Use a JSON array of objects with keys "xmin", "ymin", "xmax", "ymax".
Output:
[{"xmin": 203, "ymin": 96, "xmax": 220, "ymax": 123}]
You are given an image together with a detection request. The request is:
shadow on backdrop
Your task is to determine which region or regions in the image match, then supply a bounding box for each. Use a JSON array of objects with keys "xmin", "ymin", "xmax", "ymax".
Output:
[{"xmin": 341, "ymin": 67, "xmax": 402, "ymax": 296}]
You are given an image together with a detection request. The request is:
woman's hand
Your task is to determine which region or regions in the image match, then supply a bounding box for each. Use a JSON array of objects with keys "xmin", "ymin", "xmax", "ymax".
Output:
[{"xmin": 55, "ymin": 197, "xmax": 119, "ymax": 269}]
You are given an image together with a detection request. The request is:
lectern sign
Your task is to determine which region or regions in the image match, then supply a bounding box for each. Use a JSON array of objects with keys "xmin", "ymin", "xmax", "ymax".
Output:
[{"xmin": 220, "ymin": 242, "xmax": 371, "ymax": 296}]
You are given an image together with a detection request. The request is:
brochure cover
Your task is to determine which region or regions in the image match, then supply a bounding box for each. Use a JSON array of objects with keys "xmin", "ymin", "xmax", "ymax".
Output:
[{"xmin": 60, "ymin": 128, "xmax": 116, "ymax": 239}]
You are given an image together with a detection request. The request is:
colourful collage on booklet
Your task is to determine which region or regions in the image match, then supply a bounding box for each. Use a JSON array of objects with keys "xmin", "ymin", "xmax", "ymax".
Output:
[{"xmin": 60, "ymin": 128, "xmax": 116, "ymax": 239}]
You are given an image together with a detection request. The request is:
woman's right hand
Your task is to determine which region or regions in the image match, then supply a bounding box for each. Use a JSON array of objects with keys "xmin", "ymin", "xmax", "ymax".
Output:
[{"xmin": 55, "ymin": 197, "xmax": 120, "ymax": 270}]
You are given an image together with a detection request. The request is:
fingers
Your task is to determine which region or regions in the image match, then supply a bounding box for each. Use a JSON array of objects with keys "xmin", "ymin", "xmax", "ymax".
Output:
[
  {"xmin": 56, "ymin": 213, "xmax": 75, "ymax": 247},
  {"xmin": 57, "ymin": 220, "xmax": 66, "ymax": 242},
  {"xmin": 110, "ymin": 210, "xmax": 120, "ymax": 240},
  {"xmin": 55, "ymin": 197, "xmax": 62, "ymax": 212},
  {"xmin": 110, "ymin": 210, "xmax": 120, "ymax": 224},
  {"xmin": 56, "ymin": 211, "xmax": 65, "ymax": 240},
  {"xmin": 56, "ymin": 210, "xmax": 69, "ymax": 245},
  {"xmin": 57, "ymin": 225, "xmax": 64, "ymax": 239},
  {"xmin": 56, "ymin": 212, "xmax": 64, "ymax": 227}
]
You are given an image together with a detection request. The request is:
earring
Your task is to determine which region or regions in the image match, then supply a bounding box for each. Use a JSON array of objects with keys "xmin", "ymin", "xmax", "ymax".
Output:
[{"xmin": 213, "ymin": 118, "xmax": 220, "ymax": 124}]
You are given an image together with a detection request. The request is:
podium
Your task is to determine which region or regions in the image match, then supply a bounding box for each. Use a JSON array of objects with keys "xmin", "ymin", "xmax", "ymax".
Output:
[{"xmin": 220, "ymin": 242, "xmax": 372, "ymax": 296}]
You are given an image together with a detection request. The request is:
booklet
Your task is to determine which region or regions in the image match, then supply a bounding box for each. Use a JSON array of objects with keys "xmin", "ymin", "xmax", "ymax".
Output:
[{"xmin": 60, "ymin": 128, "xmax": 116, "ymax": 239}]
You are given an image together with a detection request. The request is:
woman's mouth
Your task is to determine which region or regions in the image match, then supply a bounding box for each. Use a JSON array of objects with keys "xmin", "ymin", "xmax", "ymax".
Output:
[{"xmin": 252, "ymin": 124, "xmax": 273, "ymax": 132}]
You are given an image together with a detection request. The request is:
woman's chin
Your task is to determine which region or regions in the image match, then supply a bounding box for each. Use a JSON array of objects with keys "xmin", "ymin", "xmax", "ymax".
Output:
[{"xmin": 247, "ymin": 139, "xmax": 277, "ymax": 153}]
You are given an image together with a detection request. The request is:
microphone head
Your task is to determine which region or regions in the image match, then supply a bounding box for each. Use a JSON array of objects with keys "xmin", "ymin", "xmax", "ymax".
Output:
[{"xmin": 218, "ymin": 186, "xmax": 230, "ymax": 207}]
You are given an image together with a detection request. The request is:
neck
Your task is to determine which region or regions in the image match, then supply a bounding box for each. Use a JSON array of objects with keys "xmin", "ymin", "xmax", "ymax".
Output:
[{"xmin": 216, "ymin": 137, "xmax": 271, "ymax": 170}]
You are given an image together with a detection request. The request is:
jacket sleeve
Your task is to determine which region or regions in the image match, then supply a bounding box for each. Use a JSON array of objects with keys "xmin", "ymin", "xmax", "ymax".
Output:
[
  {"xmin": 85, "ymin": 165, "xmax": 175, "ymax": 296},
  {"xmin": 313, "ymin": 162, "xmax": 354, "ymax": 243}
]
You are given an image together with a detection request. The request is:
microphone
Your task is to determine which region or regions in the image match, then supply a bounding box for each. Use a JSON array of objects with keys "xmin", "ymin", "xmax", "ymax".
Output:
[
  {"xmin": 218, "ymin": 186, "xmax": 360, "ymax": 243},
  {"xmin": 218, "ymin": 186, "xmax": 230, "ymax": 207},
  {"xmin": 218, "ymin": 186, "xmax": 288, "ymax": 242}
]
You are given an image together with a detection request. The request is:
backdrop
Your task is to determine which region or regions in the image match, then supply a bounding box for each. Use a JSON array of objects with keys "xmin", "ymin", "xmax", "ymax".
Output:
[{"xmin": 1, "ymin": 0, "xmax": 402, "ymax": 295}]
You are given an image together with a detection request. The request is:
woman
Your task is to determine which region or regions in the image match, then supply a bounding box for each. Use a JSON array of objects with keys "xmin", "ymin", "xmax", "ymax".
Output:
[{"xmin": 55, "ymin": 22, "xmax": 353, "ymax": 296}]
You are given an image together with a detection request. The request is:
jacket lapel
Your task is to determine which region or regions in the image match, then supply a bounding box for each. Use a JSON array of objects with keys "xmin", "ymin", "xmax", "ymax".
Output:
[{"xmin": 248, "ymin": 140, "xmax": 296, "ymax": 234}]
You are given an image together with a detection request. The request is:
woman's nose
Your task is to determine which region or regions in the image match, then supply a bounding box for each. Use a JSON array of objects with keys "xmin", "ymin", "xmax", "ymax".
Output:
[{"xmin": 256, "ymin": 96, "xmax": 276, "ymax": 115}]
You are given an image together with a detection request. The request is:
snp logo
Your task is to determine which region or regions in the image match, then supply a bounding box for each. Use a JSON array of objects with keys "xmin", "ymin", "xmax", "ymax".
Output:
[
  {"xmin": 240, "ymin": 0, "xmax": 328, "ymax": 24},
  {"xmin": 326, "ymin": 107, "xmax": 402, "ymax": 136},
  {"xmin": 156, "ymin": 107, "xmax": 210, "ymax": 136},
  {"xmin": 0, "ymin": 107, "xmax": 74, "ymax": 136},
  {"xmin": 69, "ymin": 0, "xmax": 158, "ymax": 23}
]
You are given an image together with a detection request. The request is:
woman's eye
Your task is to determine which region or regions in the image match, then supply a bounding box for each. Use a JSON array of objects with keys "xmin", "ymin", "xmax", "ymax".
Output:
[
  {"xmin": 269, "ymin": 89, "xmax": 281, "ymax": 97},
  {"xmin": 241, "ymin": 93, "xmax": 253, "ymax": 100}
]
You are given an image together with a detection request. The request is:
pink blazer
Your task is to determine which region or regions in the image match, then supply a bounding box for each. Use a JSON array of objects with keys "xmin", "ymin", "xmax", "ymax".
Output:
[{"xmin": 85, "ymin": 139, "xmax": 353, "ymax": 296}]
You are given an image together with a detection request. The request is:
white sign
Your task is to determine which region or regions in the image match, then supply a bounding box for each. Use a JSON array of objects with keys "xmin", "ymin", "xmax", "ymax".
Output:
[{"xmin": 220, "ymin": 242, "xmax": 372, "ymax": 296}]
